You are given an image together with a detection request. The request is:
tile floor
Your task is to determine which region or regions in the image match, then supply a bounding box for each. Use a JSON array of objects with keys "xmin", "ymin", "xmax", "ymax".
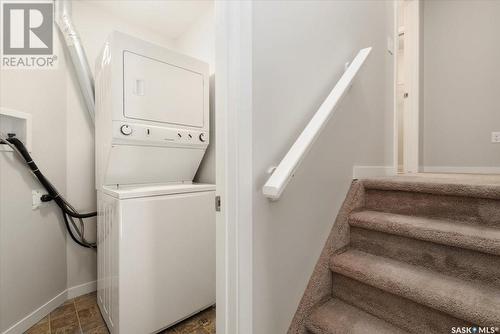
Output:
[{"xmin": 25, "ymin": 292, "xmax": 216, "ymax": 334}]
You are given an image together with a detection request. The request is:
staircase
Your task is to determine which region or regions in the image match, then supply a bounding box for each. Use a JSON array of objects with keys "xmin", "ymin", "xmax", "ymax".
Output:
[{"xmin": 290, "ymin": 176, "xmax": 500, "ymax": 334}]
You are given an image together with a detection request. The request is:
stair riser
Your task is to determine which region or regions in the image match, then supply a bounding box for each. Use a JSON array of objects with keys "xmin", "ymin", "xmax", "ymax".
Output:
[
  {"xmin": 349, "ymin": 227, "xmax": 500, "ymax": 289},
  {"xmin": 332, "ymin": 273, "xmax": 472, "ymax": 334},
  {"xmin": 305, "ymin": 299, "xmax": 407, "ymax": 334},
  {"xmin": 331, "ymin": 250, "xmax": 500, "ymax": 326},
  {"xmin": 362, "ymin": 178, "xmax": 500, "ymax": 200},
  {"xmin": 365, "ymin": 190, "xmax": 500, "ymax": 228}
]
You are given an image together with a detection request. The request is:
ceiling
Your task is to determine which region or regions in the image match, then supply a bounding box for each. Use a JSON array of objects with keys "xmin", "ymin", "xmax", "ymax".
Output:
[{"xmin": 77, "ymin": 0, "xmax": 213, "ymax": 40}]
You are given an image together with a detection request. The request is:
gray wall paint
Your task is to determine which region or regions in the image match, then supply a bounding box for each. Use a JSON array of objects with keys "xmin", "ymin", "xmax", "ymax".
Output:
[
  {"xmin": 251, "ymin": 1, "xmax": 394, "ymax": 333},
  {"xmin": 0, "ymin": 41, "xmax": 68, "ymax": 331},
  {"xmin": 194, "ymin": 75, "xmax": 216, "ymax": 184},
  {"xmin": 423, "ymin": 0, "xmax": 500, "ymax": 168},
  {"xmin": 0, "ymin": 1, "xmax": 214, "ymax": 328}
]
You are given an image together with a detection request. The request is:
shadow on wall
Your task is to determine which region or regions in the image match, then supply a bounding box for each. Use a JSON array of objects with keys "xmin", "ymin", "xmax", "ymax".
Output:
[{"xmin": 195, "ymin": 74, "xmax": 216, "ymax": 185}]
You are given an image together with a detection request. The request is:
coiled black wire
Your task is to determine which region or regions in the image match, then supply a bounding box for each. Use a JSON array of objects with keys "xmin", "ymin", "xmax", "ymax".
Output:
[{"xmin": 1, "ymin": 136, "xmax": 96, "ymax": 248}]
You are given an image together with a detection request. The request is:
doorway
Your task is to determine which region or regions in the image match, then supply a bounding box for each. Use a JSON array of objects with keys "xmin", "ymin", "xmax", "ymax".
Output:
[{"xmin": 394, "ymin": 0, "xmax": 420, "ymax": 174}]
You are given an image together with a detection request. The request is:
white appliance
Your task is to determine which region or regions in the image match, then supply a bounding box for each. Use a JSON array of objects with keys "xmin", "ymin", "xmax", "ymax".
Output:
[{"xmin": 95, "ymin": 31, "xmax": 215, "ymax": 334}]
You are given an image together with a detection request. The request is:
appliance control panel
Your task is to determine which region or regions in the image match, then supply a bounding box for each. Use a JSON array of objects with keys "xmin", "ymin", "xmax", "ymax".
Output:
[
  {"xmin": 120, "ymin": 125, "xmax": 133, "ymax": 135},
  {"xmin": 112, "ymin": 121, "xmax": 208, "ymax": 147}
]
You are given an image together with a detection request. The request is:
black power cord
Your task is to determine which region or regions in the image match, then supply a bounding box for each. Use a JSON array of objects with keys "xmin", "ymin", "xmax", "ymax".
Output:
[
  {"xmin": 2, "ymin": 136, "xmax": 96, "ymax": 248},
  {"xmin": 63, "ymin": 210, "xmax": 95, "ymax": 249}
]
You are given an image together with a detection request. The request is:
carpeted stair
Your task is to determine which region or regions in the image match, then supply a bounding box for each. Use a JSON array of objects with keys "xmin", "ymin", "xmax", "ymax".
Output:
[{"xmin": 289, "ymin": 176, "xmax": 500, "ymax": 334}]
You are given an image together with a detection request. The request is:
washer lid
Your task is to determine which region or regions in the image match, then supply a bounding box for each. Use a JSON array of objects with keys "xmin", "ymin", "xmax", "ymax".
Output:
[{"xmin": 102, "ymin": 183, "xmax": 215, "ymax": 199}]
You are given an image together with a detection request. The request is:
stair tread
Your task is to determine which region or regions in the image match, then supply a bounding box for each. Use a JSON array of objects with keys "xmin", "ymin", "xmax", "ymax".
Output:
[
  {"xmin": 330, "ymin": 249, "xmax": 500, "ymax": 325},
  {"xmin": 361, "ymin": 177, "xmax": 500, "ymax": 200},
  {"xmin": 306, "ymin": 299, "xmax": 407, "ymax": 334},
  {"xmin": 350, "ymin": 210, "xmax": 500, "ymax": 256}
]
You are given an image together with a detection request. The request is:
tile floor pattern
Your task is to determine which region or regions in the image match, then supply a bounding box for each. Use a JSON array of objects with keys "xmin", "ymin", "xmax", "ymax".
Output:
[{"xmin": 25, "ymin": 292, "xmax": 216, "ymax": 334}]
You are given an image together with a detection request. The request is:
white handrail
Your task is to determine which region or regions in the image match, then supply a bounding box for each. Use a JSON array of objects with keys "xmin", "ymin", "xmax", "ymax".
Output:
[{"xmin": 262, "ymin": 47, "xmax": 372, "ymax": 200}]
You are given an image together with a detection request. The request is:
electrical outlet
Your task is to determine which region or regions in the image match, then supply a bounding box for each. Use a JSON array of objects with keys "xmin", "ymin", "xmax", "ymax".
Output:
[
  {"xmin": 32, "ymin": 189, "xmax": 49, "ymax": 210},
  {"xmin": 492, "ymin": 132, "xmax": 500, "ymax": 143}
]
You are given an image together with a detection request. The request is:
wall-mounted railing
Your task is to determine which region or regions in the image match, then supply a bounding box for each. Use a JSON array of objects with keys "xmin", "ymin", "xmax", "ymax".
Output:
[{"xmin": 262, "ymin": 47, "xmax": 372, "ymax": 200}]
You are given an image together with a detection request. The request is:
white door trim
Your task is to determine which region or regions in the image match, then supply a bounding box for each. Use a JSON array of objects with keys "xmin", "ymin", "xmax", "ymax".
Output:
[
  {"xmin": 405, "ymin": 0, "xmax": 421, "ymax": 173},
  {"xmin": 392, "ymin": 0, "xmax": 400, "ymax": 174},
  {"xmin": 215, "ymin": 2, "xmax": 253, "ymax": 334},
  {"xmin": 394, "ymin": 0, "xmax": 421, "ymax": 174}
]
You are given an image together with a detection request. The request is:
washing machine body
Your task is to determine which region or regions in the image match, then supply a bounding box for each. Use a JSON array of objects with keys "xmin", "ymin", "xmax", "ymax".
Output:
[{"xmin": 97, "ymin": 183, "xmax": 216, "ymax": 334}]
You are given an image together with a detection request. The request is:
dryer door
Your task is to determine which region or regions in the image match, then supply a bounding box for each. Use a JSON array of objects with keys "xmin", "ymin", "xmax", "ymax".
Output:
[{"xmin": 123, "ymin": 51, "xmax": 205, "ymax": 128}]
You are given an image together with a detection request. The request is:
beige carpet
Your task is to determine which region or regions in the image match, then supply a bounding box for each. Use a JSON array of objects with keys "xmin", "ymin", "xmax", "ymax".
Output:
[{"xmin": 289, "ymin": 175, "xmax": 500, "ymax": 334}]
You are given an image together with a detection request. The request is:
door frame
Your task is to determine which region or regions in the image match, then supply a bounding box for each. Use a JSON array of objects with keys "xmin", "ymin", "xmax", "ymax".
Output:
[
  {"xmin": 394, "ymin": 0, "xmax": 421, "ymax": 173},
  {"xmin": 215, "ymin": 2, "xmax": 253, "ymax": 334}
]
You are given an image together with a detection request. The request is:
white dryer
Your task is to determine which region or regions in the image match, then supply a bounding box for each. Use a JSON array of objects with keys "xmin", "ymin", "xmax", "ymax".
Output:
[{"xmin": 95, "ymin": 32, "xmax": 214, "ymax": 334}]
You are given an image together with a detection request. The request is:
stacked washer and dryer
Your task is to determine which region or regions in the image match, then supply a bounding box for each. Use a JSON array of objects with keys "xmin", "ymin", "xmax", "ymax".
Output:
[{"xmin": 95, "ymin": 32, "xmax": 215, "ymax": 334}]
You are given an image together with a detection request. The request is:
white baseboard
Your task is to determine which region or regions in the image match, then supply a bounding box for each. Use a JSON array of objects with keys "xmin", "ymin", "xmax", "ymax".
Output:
[
  {"xmin": 422, "ymin": 166, "xmax": 500, "ymax": 175},
  {"xmin": 353, "ymin": 166, "xmax": 397, "ymax": 179},
  {"xmin": 67, "ymin": 280, "xmax": 97, "ymax": 299},
  {"xmin": 2, "ymin": 290, "xmax": 67, "ymax": 334},
  {"xmin": 2, "ymin": 281, "xmax": 97, "ymax": 334}
]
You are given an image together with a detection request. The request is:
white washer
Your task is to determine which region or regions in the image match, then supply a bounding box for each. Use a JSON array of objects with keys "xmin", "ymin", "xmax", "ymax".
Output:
[
  {"xmin": 98, "ymin": 183, "xmax": 215, "ymax": 334},
  {"xmin": 94, "ymin": 32, "xmax": 215, "ymax": 333}
]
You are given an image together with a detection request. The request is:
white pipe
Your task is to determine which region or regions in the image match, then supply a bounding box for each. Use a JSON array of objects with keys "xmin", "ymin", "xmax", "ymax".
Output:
[{"xmin": 55, "ymin": 0, "xmax": 95, "ymax": 123}]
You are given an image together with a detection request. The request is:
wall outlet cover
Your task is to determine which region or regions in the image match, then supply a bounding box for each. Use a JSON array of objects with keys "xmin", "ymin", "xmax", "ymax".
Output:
[
  {"xmin": 491, "ymin": 132, "xmax": 500, "ymax": 143},
  {"xmin": 32, "ymin": 189, "xmax": 49, "ymax": 210}
]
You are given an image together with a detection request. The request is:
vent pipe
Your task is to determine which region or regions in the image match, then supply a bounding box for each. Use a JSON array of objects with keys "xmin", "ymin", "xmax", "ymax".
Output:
[{"xmin": 55, "ymin": 0, "xmax": 95, "ymax": 123}]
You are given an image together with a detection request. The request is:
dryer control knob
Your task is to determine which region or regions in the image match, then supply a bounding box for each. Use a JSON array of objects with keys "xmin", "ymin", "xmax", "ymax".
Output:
[
  {"xmin": 199, "ymin": 133, "xmax": 206, "ymax": 142},
  {"xmin": 120, "ymin": 125, "xmax": 132, "ymax": 136}
]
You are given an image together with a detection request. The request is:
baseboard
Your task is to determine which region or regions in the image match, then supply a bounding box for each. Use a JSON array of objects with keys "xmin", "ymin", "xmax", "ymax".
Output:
[
  {"xmin": 422, "ymin": 166, "xmax": 500, "ymax": 175},
  {"xmin": 2, "ymin": 281, "xmax": 97, "ymax": 334},
  {"xmin": 2, "ymin": 290, "xmax": 67, "ymax": 334},
  {"xmin": 353, "ymin": 166, "xmax": 397, "ymax": 179},
  {"xmin": 67, "ymin": 280, "xmax": 97, "ymax": 299}
]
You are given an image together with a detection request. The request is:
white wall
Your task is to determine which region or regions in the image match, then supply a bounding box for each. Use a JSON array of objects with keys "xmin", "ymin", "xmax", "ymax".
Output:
[
  {"xmin": 251, "ymin": 1, "xmax": 394, "ymax": 333},
  {"xmin": 422, "ymin": 0, "xmax": 500, "ymax": 170},
  {"xmin": 0, "ymin": 0, "xmax": 214, "ymax": 329},
  {"xmin": 0, "ymin": 34, "xmax": 68, "ymax": 332},
  {"xmin": 175, "ymin": 4, "xmax": 215, "ymax": 74}
]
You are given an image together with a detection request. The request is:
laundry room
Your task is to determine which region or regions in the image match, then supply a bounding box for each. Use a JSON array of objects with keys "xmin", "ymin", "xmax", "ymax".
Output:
[
  {"xmin": 0, "ymin": 1, "xmax": 216, "ymax": 333},
  {"xmin": 4, "ymin": 1, "xmax": 499, "ymax": 333}
]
